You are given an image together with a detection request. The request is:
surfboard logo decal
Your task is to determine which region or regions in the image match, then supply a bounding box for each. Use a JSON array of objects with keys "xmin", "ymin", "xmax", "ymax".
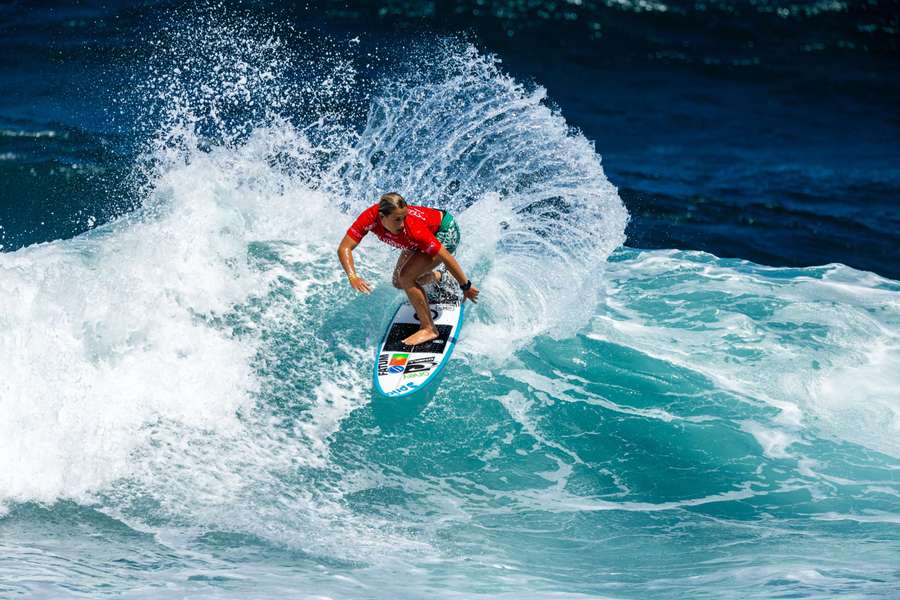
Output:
[
  {"xmin": 389, "ymin": 353, "xmax": 409, "ymax": 366},
  {"xmin": 404, "ymin": 357, "xmax": 437, "ymax": 373},
  {"xmin": 402, "ymin": 371, "xmax": 429, "ymax": 380}
]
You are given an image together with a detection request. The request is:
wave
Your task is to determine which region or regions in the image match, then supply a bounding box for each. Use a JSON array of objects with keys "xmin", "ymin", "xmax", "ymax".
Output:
[
  {"xmin": 0, "ymin": 19, "xmax": 626, "ymax": 554},
  {"xmin": 1, "ymin": 13, "xmax": 898, "ymax": 598}
]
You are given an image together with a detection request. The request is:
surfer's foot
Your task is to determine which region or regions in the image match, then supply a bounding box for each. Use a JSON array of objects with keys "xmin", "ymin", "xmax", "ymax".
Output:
[{"xmin": 402, "ymin": 327, "xmax": 439, "ymax": 346}]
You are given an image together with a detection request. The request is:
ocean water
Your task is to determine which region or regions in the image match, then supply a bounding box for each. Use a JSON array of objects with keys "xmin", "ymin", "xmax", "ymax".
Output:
[{"xmin": 1, "ymin": 2, "xmax": 898, "ymax": 598}]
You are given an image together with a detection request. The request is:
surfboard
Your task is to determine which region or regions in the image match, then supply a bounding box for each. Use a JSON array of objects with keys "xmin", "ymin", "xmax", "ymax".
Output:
[{"xmin": 374, "ymin": 277, "xmax": 464, "ymax": 398}]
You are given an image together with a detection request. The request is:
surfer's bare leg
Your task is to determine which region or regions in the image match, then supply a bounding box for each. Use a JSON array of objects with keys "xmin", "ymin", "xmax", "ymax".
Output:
[
  {"xmin": 393, "ymin": 250, "xmax": 441, "ymax": 287},
  {"xmin": 400, "ymin": 285, "xmax": 438, "ymax": 345},
  {"xmin": 415, "ymin": 268, "xmax": 442, "ymax": 286},
  {"xmin": 393, "ymin": 251, "xmax": 444, "ymax": 345}
]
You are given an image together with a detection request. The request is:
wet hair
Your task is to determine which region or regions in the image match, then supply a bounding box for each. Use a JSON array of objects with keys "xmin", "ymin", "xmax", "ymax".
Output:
[{"xmin": 378, "ymin": 192, "xmax": 407, "ymax": 216}]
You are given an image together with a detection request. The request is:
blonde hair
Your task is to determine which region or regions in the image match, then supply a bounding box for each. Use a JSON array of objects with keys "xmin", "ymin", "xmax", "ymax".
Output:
[{"xmin": 378, "ymin": 192, "xmax": 407, "ymax": 216}]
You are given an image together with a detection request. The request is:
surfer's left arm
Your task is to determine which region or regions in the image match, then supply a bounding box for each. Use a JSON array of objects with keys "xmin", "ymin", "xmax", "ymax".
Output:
[{"xmin": 437, "ymin": 247, "xmax": 479, "ymax": 303}]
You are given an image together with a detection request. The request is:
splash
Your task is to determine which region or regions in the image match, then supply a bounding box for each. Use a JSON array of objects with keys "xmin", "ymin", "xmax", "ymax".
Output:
[
  {"xmin": 330, "ymin": 41, "xmax": 628, "ymax": 357},
  {"xmin": 0, "ymin": 12, "xmax": 628, "ymax": 565}
]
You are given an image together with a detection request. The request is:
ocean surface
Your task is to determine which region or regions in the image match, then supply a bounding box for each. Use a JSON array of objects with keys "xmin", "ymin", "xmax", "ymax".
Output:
[{"xmin": 1, "ymin": 1, "xmax": 898, "ymax": 598}]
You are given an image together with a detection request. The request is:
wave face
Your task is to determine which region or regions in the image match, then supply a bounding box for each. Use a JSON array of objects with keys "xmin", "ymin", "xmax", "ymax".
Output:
[{"xmin": 1, "ymin": 12, "xmax": 898, "ymax": 600}]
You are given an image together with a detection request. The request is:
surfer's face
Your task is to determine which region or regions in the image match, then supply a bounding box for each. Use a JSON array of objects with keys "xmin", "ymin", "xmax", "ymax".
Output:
[{"xmin": 381, "ymin": 206, "xmax": 408, "ymax": 233}]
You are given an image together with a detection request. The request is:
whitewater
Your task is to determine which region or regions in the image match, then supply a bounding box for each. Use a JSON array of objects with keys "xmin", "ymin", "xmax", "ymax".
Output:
[{"xmin": 1, "ymin": 17, "xmax": 898, "ymax": 600}]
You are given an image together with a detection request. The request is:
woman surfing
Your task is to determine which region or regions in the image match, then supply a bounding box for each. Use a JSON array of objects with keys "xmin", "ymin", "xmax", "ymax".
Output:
[{"xmin": 337, "ymin": 192, "xmax": 480, "ymax": 346}]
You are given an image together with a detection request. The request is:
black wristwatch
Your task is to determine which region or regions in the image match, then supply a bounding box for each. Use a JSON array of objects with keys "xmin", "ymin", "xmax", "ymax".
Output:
[{"xmin": 460, "ymin": 280, "xmax": 472, "ymax": 292}]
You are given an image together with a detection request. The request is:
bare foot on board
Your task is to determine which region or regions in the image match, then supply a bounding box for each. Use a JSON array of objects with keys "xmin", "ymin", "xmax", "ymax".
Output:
[{"xmin": 402, "ymin": 328, "xmax": 439, "ymax": 346}]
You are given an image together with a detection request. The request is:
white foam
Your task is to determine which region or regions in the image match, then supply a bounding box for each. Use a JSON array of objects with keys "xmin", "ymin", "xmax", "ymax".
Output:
[
  {"xmin": 496, "ymin": 390, "xmax": 584, "ymax": 467},
  {"xmin": 515, "ymin": 481, "xmax": 770, "ymax": 514},
  {"xmin": 812, "ymin": 511, "xmax": 900, "ymax": 524},
  {"xmin": 506, "ymin": 368, "xmax": 696, "ymax": 423},
  {"xmin": 592, "ymin": 250, "xmax": 900, "ymax": 459},
  {"xmin": 0, "ymin": 112, "xmax": 389, "ymax": 556},
  {"xmin": 739, "ymin": 421, "xmax": 798, "ymax": 459}
]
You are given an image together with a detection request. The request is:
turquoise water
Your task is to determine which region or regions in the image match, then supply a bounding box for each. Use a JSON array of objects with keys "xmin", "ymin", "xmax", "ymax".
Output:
[
  {"xmin": 1, "ymin": 17, "xmax": 898, "ymax": 600},
  {"xmin": 3, "ymin": 242, "xmax": 898, "ymax": 598}
]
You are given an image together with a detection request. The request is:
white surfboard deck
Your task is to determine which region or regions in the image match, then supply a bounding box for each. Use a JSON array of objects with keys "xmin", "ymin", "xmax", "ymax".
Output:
[{"xmin": 374, "ymin": 278, "xmax": 465, "ymax": 398}]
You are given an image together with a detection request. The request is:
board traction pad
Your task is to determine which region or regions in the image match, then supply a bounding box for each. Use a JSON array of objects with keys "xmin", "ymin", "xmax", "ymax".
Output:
[{"xmin": 383, "ymin": 323, "xmax": 453, "ymax": 354}]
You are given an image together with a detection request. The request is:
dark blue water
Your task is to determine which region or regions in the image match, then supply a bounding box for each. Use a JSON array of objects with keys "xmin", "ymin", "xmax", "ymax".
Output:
[
  {"xmin": 2, "ymin": 0, "xmax": 898, "ymax": 276},
  {"xmin": 1, "ymin": 2, "xmax": 898, "ymax": 598}
]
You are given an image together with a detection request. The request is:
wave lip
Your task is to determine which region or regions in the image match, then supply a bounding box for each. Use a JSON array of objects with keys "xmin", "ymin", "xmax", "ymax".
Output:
[{"xmin": 331, "ymin": 42, "xmax": 628, "ymax": 358}]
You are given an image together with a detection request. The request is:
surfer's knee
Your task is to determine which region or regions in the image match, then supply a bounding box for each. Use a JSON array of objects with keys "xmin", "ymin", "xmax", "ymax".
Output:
[
  {"xmin": 393, "ymin": 270, "xmax": 410, "ymax": 289},
  {"xmin": 395, "ymin": 273, "xmax": 416, "ymax": 289},
  {"xmin": 391, "ymin": 263, "xmax": 406, "ymax": 288}
]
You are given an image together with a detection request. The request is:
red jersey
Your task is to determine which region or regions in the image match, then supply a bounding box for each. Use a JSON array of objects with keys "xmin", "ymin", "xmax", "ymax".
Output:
[{"xmin": 347, "ymin": 204, "xmax": 444, "ymax": 256}]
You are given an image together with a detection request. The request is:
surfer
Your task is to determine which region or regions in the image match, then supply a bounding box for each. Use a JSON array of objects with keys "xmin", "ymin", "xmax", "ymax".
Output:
[{"xmin": 338, "ymin": 192, "xmax": 480, "ymax": 346}]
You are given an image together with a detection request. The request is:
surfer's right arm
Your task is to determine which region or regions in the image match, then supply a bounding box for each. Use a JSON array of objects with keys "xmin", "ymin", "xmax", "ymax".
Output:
[{"xmin": 338, "ymin": 235, "xmax": 373, "ymax": 294}]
